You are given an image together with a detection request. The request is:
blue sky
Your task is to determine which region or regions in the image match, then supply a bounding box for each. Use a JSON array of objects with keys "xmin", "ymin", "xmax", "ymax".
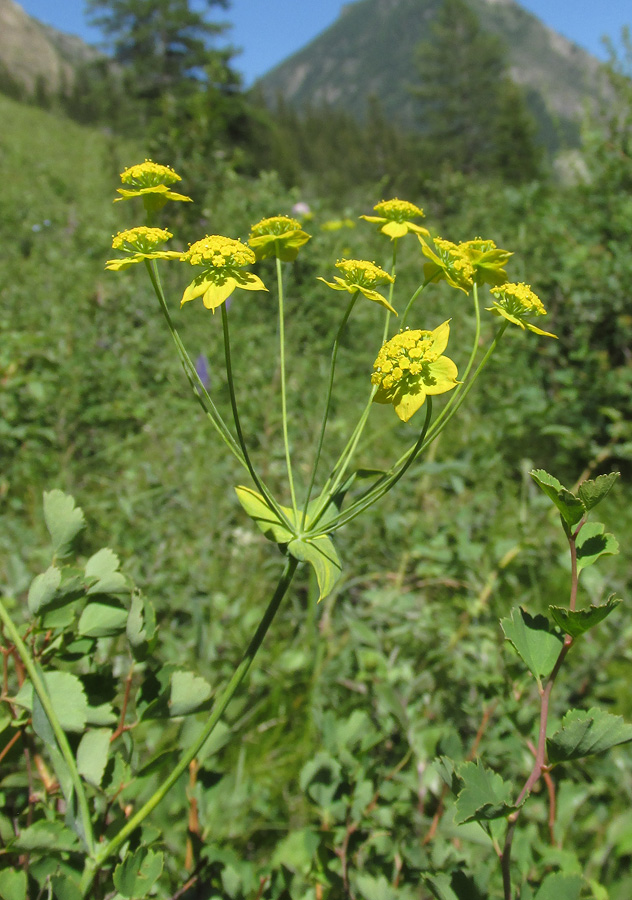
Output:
[{"xmin": 19, "ymin": 0, "xmax": 632, "ymax": 86}]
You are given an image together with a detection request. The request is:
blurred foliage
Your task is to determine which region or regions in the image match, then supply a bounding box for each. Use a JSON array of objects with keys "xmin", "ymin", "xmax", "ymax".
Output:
[{"xmin": 0, "ymin": 31, "xmax": 631, "ymax": 895}]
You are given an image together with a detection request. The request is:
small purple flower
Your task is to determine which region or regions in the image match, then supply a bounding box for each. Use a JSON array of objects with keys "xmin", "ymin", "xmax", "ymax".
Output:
[
  {"xmin": 195, "ymin": 353, "xmax": 210, "ymax": 389},
  {"xmin": 292, "ymin": 201, "xmax": 311, "ymax": 217}
]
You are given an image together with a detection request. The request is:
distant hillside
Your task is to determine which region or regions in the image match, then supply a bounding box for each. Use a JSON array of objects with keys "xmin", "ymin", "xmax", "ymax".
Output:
[
  {"xmin": 0, "ymin": 0, "xmax": 100, "ymax": 97},
  {"xmin": 258, "ymin": 0, "xmax": 606, "ymax": 147}
]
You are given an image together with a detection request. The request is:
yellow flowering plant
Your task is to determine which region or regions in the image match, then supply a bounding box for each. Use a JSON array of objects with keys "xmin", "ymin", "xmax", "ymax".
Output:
[{"xmin": 21, "ymin": 159, "xmax": 558, "ymax": 896}]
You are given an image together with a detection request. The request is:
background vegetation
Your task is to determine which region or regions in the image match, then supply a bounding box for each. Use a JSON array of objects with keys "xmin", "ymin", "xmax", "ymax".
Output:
[{"xmin": 1, "ymin": 1, "xmax": 632, "ymax": 897}]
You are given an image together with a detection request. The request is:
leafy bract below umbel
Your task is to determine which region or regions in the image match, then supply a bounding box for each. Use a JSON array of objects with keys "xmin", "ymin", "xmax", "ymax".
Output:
[
  {"xmin": 454, "ymin": 760, "xmax": 516, "ymax": 824},
  {"xmin": 500, "ymin": 608, "xmax": 563, "ymax": 687},
  {"xmin": 547, "ymin": 708, "xmax": 632, "ymax": 764},
  {"xmin": 234, "ymin": 486, "xmax": 342, "ymax": 600}
]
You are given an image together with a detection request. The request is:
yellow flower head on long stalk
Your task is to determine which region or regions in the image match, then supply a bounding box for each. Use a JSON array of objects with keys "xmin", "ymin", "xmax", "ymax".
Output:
[
  {"xmin": 487, "ymin": 282, "xmax": 557, "ymax": 337},
  {"xmin": 180, "ymin": 235, "xmax": 267, "ymax": 312},
  {"xmin": 318, "ymin": 259, "xmax": 397, "ymax": 314},
  {"xmin": 115, "ymin": 159, "xmax": 192, "ymax": 212},
  {"xmin": 458, "ymin": 238, "xmax": 513, "ymax": 286},
  {"xmin": 106, "ymin": 226, "xmax": 182, "ymax": 270},
  {"xmin": 248, "ymin": 215, "xmax": 311, "ymax": 262},
  {"xmin": 360, "ymin": 198, "xmax": 430, "ymax": 240},
  {"xmin": 419, "ymin": 237, "xmax": 474, "ymax": 293},
  {"xmin": 372, "ymin": 321, "xmax": 459, "ymax": 421}
]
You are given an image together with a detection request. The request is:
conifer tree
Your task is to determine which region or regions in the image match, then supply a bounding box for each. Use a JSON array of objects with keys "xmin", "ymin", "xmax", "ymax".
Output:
[{"xmin": 412, "ymin": 0, "xmax": 541, "ymax": 180}]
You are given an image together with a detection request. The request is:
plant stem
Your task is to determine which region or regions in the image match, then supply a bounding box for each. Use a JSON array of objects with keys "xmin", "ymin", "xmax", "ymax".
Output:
[
  {"xmin": 276, "ymin": 257, "xmax": 298, "ymax": 514},
  {"xmin": 221, "ymin": 305, "xmax": 293, "ymax": 533},
  {"xmin": 0, "ymin": 598, "xmax": 95, "ymax": 856},
  {"xmin": 400, "ymin": 279, "xmax": 431, "ymax": 329},
  {"xmin": 301, "ymin": 292, "xmax": 358, "ymax": 528},
  {"xmin": 79, "ymin": 554, "xmax": 299, "ymax": 895},
  {"xmin": 145, "ymin": 260, "xmax": 244, "ymax": 466}
]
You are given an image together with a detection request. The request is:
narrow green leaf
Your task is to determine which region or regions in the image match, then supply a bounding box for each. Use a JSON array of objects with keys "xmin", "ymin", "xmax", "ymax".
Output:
[
  {"xmin": 169, "ymin": 669, "xmax": 212, "ymax": 716},
  {"xmin": 547, "ymin": 708, "xmax": 632, "ymax": 764},
  {"xmin": 77, "ymin": 729, "xmax": 112, "ymax": 787},
  {"xmin": 85, "ymin": 548, "xmax": 127, "ymax": 594},
  {"xmin": 577, "ymin": 472, "xmax": 619, "ymax": 511},
  {"xmin": 0, "ymin": 868, "xmax": 27, "ymax": 900},
  {"xmin": 550, "ymin": 596, "xmax": 621, "ymax": 637},
  {"xmin": 126, "ymin": 590, "xmax": 157, "ymax": 651},
  {"xmin": 43, "ymin": 490, "xmax": 85, "ymax": 557},
  {"xmin": 288, "ymin": 535, "xmax": 342, "ymax": 601},
  {"xmin": 235, "ymin": 486, "xmax": 294, "ymax": 543},
  {"xmin": 533, "ymin": 872, "xmax": 584, "ymax": 900},
  {"xmin": 113, "ymin": 848, "xmax": 164, "ymax": 898},
  {"xmin": 78, "ymin": 602, "xmax": 128, "ymax": 638},
  {"xmin": 500, "ymin": 608, "xmax": 563, "ymax": 684},
  {"xmin": 530, "ymin": 469, "xmax": 584, "ymax": 527},
  {"xmin": 28, "ymin": 566, "xmax": 62, "ymax": 615},
  {"xmin": 576, "ymin": 522, "xmax": 618, "ymax": 572},
  {"xmin": 454, "ymin": 760, "xmax": 515, "ymax": 824}
]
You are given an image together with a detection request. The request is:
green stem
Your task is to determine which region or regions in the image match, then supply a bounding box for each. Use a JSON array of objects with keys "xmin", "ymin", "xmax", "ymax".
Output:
[
  {"xmin": 277, "ymin": 257, "xmax": 298, "ymax": 514},
  {"xmin": 145, "ymin": 260, "xmax": 244, "ymax": 466},
  {"xmin": 0, "ymin": 598, "xmax": 95, "ymax": 856},
  {"xmin": 308, "ymin": 399, "xmax": 433, "ymax": 537},
  {"xmin": 400, "ymin": 278, "xmax": 431, "ymax": 329},
  {"xmin": 221, "ymin": 304, "xmax": 294, "ymax": 533},
  {"xmin": 301, "ymin": 292, "xmax": 358, "ymax": 528},
  {"xmin": 421, "ymin": 318, "xmax": 508, "ymax": 451},
  {"xmin": 79, "ymin": 554, "xmax": 299, "ymax": 896}
]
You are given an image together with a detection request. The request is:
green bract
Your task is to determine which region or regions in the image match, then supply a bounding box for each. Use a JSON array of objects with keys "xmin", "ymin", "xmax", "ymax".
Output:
[{"xmin": 248, "ymin": 215, "xmax": 311, "ymax": 261}]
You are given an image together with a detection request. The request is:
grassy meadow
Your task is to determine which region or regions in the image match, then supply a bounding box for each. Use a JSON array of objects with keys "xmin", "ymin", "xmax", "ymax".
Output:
[{"xmin": 1, "ymin": 90, "xmax": 632, "ymax": 898}]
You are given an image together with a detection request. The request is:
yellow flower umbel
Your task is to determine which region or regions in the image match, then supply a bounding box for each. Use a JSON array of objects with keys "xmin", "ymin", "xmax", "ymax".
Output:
[
  {"xmin": 115, "ymin": 160, "xmax": 192, "ymax": 212},
  {"xmin": 458, "ymin": 238, "xmax": 513, "ymax": 287},
  {"xmin": 360, "ymin": 199, "xmax": 430, "ymax": 240},
  {"xmin": 487, "ymin": 283, "xmax": 557, "ymax": 338},
  {"xmin": 248, "ymin": 216, "xmax": 311, "ymax": 262},
  {"xmin": 372, "ymin": 321, "xmax": 459, "ymax": 422},
  {"xmin": 318, "ymin": 259, "xmax": 397, "ymax": 314},
  {"xmin": 419, "ymin": 237, "xmax": 474, "ymax": 293},
  {"xmin": 105, "ymin": 226, "xmax": 182, "ymax": 271},
  {"xmin": 180, "ymin": 235, "xmax": 267, "ymax": 312}
]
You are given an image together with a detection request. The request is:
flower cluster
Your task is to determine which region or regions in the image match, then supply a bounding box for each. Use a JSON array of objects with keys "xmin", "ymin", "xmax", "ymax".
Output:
[
  {"xmin": 115, "ymin": 160, "xmax": 192, "ymax": 211},
  {"xmin": 106, "ymin": 226, "xmax": 182, "ymax": 270},
  {"xmin": 458, "ymin": 238, "xmax": 512, "ymax": 286},
  {"xmin": 420, "ymin": 237, "xmax": 475, "ymax": 292},
  {"xmin": 488, "ymin": 282, "xmax": 557, "ymax": 337},
  {"xmin": 318, "ymin": 259, "xmax": 396, "ymax": 313},
  {"xmin": 360, "ymin": 198, "xmax": 430, "ymax": 240},
  {"xmin": 372, "ymin": 321, "xmax": 459, "ymax": 422},
  {"xmin": 248, "ymin": 216, "xmax": 311, "ymax": 262},
  {"xmin": 180, "ymin": 235, "xmax": 267, "ymax": 311}
]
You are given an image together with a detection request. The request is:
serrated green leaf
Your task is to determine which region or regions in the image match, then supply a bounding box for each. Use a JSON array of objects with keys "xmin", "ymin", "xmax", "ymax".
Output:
[
  {"xmin": 78, "ymin": 602, "xmax": 128, "ymax": 637},
  {"xmin": 577, "ymin": 472, "xmax": 619, "ymax": 511},
  {"xmin": 169, "ymin": 669, "xmax": 212, "ymax": 716},
  {"xmin": 530, "ymin": 469, "xmax": 584, "ymax": 527},
  {"xmin": 547, "ymin": 708, "xmax": 632, "ymax": 764},
  {"xmin": 575, "ymin": 522, "xmax": 618, "ymax": 572},
  {"xmin": 85, "ymin": 548, "xmax": 127, "ymax": 594},
  {"xmin": 270, "ymin": 828, "xmax": 320, "ymax": 874},
  {"xmin": 234, "ymin": 486, "xmax": 294, "ymax": 543},
  {"xmin": 12, "ymin": 819, "xmax": 79, "ymax": 852},
  {"xmin": 550, "ymin": 596, "xmax": 621, "ymax": 637},
  {"xmin": 288, "ymin": 535, "xmax": 342, "ymax": 601},
  {"xmin": 77, "ymin": 729, "xmax": 112, "ymax": 787},
  {"xmin": 14, "ymin": 671, "xmax": 88, "ymax": 733},
  {"xmin": 533, "ymin": 872, "xmax": 584, "ymax": 900},
  {"xmin": 113, "ymin": 848, "xmax": 164, "ymax": 898},
  {"xmin": 0, "ymin": 868, "xmax": 27, "ymax": 900},
  {"xmin": 28, "ymin": 566, "xmax": 62, "ymax": 615},
  {"xmin": 126, "ymin": 590, "xmax": 157, "ymax": 652},
  {"xmin": 43, "ymin": 490, "xmax": 85, "ymax": 557},
  {"xmin": 501, "ymin": 608, "xmax": 563, "ymax": 685},
  {"xmin": 454, "ymin": 760, "xmax": 515, "ymax": 824}
]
